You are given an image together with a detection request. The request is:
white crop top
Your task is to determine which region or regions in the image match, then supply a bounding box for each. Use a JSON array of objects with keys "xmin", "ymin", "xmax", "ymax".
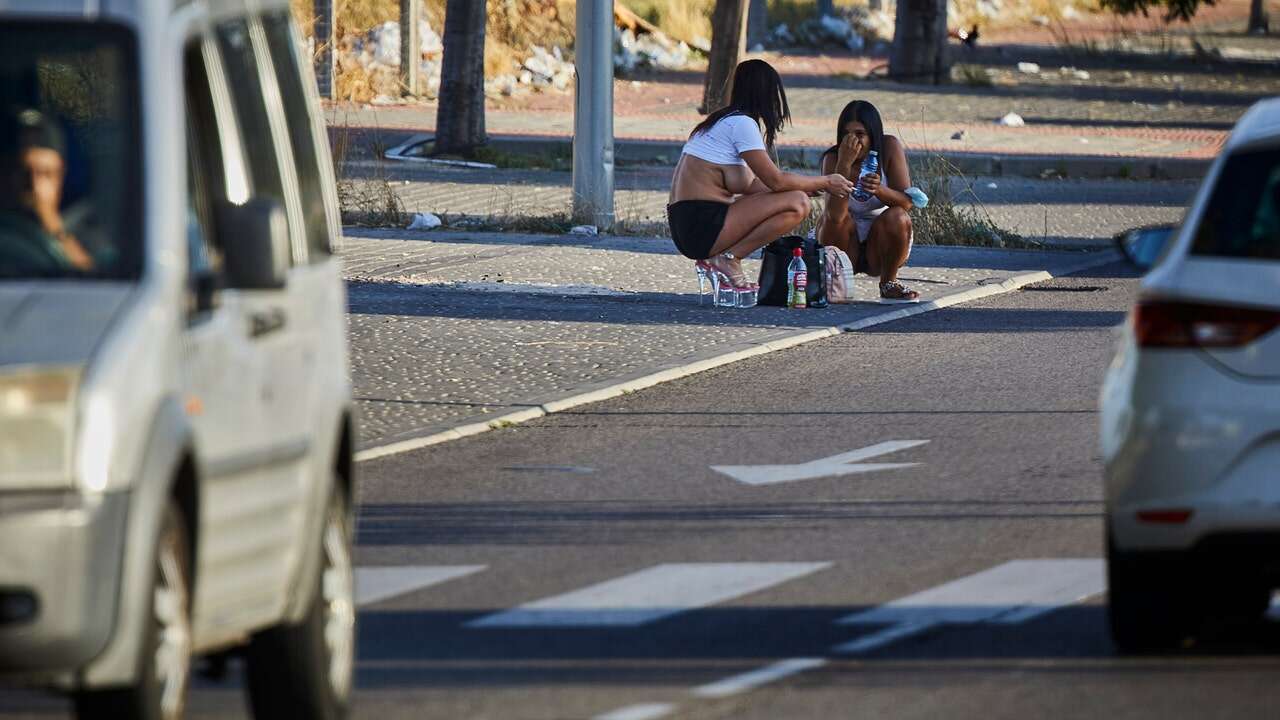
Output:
[{"xmin": 681, "ymin": 113, "xmax": 766, "ymax": 166}]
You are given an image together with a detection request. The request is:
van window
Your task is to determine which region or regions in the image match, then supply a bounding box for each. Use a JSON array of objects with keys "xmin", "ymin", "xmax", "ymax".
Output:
[
  {"xmin": 214, "ymin": 19, "xmax": 296, "ymax": 263},
  {"xmin": 263, "ymin": 12, "xmax": 332, "ymax": 261},
  {"xmin": 184, "ymin": 41, "xmax": 227, "ymax": 316},
  {"xmin": 0, "ymin": 21, "xmax": 141, "ymax": 281},
  {"xmin": 1191, "ymin": 147, "xmax": 1280, "ymax": 262}
]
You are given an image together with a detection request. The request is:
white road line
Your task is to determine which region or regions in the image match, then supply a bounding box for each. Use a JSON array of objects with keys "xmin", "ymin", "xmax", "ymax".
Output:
[
  {"xmin": 592, "ymin": 702, "xmax": 677, "ymax": 720},
  {"xmin": 711, "ymin": 440, "xmax": 930, "ymax": 486},
  {"xmin": 356, "ymin": 565, "xmax": 487, "ymax": 607},
  {"xmin": 466, "ymin": 562, "xmax": 832, "ymax": 628},
  {"xmin": 692, "ymin": 657, "xmax": 828, "ymax": 699},
  {"xmin": 354, "ymin": 254, "xmax": 1118, "ymax": 463},
  {"xmin": 830, "ymin": 620, "xmax": 936, "ymax": 655},
  {"xmin": 832, "ymin": 559, "xmax": 1105, "ymax": 654}
]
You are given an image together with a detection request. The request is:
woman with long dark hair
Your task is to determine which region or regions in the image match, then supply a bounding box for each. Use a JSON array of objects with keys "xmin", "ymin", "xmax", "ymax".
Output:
[
  {"xmin": 668, "ymin": 59, "xmax": 854, "ymax": 302},
  {"xmin": 817, "ymin": 100, "xmax": 919, "ymax": 302}
]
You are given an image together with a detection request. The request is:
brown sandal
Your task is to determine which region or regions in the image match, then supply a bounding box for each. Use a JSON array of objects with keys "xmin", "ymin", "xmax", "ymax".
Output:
[{"xmin": 879, "ymin": 280, "xmax": 920, "ymax": 303}]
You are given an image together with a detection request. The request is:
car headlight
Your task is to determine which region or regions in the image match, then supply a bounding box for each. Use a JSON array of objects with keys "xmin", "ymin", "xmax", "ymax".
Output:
[{"xmin": 0, "ymin": 367, "xmax": 80, "ymax": 488}]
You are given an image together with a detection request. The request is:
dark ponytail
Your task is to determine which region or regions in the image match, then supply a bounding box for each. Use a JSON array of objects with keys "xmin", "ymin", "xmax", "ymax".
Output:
[{"xmin": 690, "ymin": 59, "xmax": 791, "ymax": 150}]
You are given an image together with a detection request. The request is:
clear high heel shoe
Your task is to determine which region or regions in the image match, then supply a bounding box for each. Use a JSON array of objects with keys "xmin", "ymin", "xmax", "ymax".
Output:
[{"xmin": 697, "ymin": 254, "xmax": 758, "ymax": 308}]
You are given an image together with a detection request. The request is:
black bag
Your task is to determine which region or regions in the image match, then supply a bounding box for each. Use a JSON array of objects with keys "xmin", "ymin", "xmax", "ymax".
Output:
[{"xmin": 757, "ymin": 235, "xmax": 828, "ymax": 307}]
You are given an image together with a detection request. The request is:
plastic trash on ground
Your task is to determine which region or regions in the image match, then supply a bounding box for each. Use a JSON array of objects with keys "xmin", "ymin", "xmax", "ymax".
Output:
[{"xmin": 408, "ymin": 212, "xmax": 442, "ymax": 230}]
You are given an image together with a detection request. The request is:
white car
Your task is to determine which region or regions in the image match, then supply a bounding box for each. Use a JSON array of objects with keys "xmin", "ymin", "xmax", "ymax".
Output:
[
  {"xmin": 0, "ymin": 0, "xmax": 356, "ymax": 717},
  {"xmin": 1101, "ymin": 97, "xmax": 1280, "ymax": 652}
]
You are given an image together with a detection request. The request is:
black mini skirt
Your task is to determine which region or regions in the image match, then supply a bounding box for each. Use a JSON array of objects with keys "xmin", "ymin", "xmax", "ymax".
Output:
[{"xmin": 667, "ymin": 200, "xmax": 729, "ymax": 260}]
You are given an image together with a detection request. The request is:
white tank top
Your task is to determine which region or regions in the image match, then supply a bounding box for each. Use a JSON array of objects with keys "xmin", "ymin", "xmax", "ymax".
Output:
[{"xmin": 681, "ymin": 113, "xmax": 766, "ymax": 166}]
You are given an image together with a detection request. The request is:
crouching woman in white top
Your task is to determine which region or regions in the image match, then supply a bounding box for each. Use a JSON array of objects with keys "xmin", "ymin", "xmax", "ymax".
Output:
[{"xmin": 667, "ymin": 59, "xmax": 854, "ymax": 292}]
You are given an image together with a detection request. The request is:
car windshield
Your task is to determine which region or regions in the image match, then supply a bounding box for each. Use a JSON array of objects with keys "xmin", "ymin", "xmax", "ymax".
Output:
[
  {"xmin": 1191, "ymin": 146, "xmax": 1280, "ymax": 262},
  {"xmin": 0, "ymin": 22, "xmax": 141, "ymax": 281}
]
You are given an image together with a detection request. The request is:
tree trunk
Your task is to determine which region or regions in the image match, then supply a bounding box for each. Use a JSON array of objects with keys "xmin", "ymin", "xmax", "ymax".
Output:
[
  {"xmin": 700, "ymin": 0, "xmax": 750, "ymax": 114},
  {"xmin": 1248, "ymin": 0, "xmax": 1269, "ymax": 33},
  {"xmin": 435, "ymin": 0, "xmax": 487, "ymax": 156},
  {"xmin": 889, "ymin": 0, "xmax": 950, "ymax": 84}
]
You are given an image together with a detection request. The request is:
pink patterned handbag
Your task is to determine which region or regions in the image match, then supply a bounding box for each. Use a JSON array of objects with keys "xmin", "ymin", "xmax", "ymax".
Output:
[{"xmin": 824, "ymin": 246, "xmax": 855, "ymax": 303}]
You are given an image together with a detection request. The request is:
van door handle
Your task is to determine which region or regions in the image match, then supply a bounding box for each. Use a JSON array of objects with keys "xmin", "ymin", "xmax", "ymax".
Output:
[{"xmin": 249, "ymin": 307, "xmax": 287, "ymax": 338}]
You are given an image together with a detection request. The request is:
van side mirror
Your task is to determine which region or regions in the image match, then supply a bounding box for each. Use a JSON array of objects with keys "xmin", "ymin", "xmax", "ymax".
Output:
[
  {"xmin": 217, "ymin": 199, "xmax": 289, "ymax": 290},
  {"xmin": 1116, "ymin": 225, "xmax": 1175, "ymax": 271}
]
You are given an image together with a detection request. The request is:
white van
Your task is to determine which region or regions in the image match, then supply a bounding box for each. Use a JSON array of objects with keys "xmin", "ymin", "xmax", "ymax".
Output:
[{"xmin": 0, "ymin": 0, "xmax": 357, "ymax": 718}]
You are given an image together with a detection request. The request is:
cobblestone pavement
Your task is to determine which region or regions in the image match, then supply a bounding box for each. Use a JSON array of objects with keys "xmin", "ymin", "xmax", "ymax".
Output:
[
  {"xmin": 342, "ymin": 229, "xmax": 1112, "ymax": 449},
  {"xmin": 348, "ymin": 163, "xmax": 1196, "ymax": 245}
]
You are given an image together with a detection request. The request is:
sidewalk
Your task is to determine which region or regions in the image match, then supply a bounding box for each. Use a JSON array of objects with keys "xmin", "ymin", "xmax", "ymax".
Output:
[
  {"xmin": 325, "ymin": 2, "xmax": 1280, "ymax": 181},
  {"xmin": 342, "ymin": 229, "xmax": 1117, "ymax": 454},
  {"xmin": 342, "ymin": 164, "xmax": 1195, "ymax": 246}
]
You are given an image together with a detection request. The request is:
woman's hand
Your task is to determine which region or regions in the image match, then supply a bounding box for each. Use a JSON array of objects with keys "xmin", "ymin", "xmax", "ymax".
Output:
[
  {"xmin": 859, "ymin": 171, "xmax": 882, "ymax": 197},
  {"xmin": 835, "ymin": 134, "xmax": 862, "ymax": 179},
  {"xmin": 824, "ymin": 173, "xmax": 855, "ymax": 198}
]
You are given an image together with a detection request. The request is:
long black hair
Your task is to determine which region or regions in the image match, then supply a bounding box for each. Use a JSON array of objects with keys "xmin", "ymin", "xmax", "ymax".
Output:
[
  {"xmin": 690, "ymin": 59, "xmax": 791, "ymax": 150},
  {"xmin": 822, "ymin": 100, "xmax": 885, "ymax": 163}
]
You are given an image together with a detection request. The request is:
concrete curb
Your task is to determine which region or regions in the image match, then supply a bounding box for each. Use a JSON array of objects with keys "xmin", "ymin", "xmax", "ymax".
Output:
[
  {"xmin": 354, "ymin": 250, "xmax": 1119, "ymax": 462},
  {"xmin": 329, "ymin": 126, "xmax": 1212, "ymax": 181}
]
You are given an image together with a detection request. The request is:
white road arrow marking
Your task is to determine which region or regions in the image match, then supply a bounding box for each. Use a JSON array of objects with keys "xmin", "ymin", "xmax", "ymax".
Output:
[{"xmin": 711, "ymin": 440, "xmax": 930, "ymax": 486}]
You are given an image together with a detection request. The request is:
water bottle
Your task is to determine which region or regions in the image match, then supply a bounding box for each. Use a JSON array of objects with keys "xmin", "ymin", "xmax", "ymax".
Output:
[
  {"xmin": 787, "ymin": 247, "xmax": 807, "ymax": 309},
  {"xmin": 852, "ymin": 150, "xmax": 880, "ymax": 202}
]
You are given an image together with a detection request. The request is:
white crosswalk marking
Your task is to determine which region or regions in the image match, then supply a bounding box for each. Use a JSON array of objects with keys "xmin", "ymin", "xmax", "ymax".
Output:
[
  {"xmin": 831, "ymin": 558, "xmax": 1105, "ymax": 653},
  {"xmin": 467, "ymin": 562, "xmax": 832, "ymax": 628},
  {"xmin": 356, "ymin": 565, "xmax": 487, "ymax": 607}
]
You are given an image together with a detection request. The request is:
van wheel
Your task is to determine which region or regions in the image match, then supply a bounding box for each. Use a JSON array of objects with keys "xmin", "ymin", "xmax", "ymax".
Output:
[
  {"xmin": 77, "ymin": 501, "xmax": 192, "ymax": 720},
  {"xmin": 1107, "ymin": 534, "xmax": 1195, "ymax": 654},
  {"xmin": 245, "ymin": 486, "xmax": 354, "ymax": 720}
]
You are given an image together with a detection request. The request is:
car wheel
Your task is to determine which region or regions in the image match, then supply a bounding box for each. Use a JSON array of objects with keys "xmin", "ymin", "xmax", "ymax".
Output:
[
  {"xmin": 77, "ymin": 501, "xmax": 192, "ymax": 720},
  {"xmin": 1107, "ymin": 533, "xmax": 1196, "ymax": 654},
  {"xmin": 245, "ymin": 484, "xmax": 355, "ymax": 720}
]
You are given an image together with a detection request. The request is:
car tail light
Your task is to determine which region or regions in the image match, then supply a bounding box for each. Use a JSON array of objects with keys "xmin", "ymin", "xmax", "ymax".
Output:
[
  {"xmin": 1133, "ymin": 301, "xmax": 1280, "ymax": 348},
  {"xmin": 1136, "ymin": 509, "xmax": 1194, "ymax": 524}
]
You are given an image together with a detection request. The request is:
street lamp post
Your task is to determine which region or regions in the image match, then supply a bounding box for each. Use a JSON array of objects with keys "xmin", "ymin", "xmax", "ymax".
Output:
[
  {"xmin": 572, "ymin": 0, "xmax": 615, "ymax": 230},
  {"xmin": 399, "ymin": 0, "xmax": 419, "ymax": 96}
]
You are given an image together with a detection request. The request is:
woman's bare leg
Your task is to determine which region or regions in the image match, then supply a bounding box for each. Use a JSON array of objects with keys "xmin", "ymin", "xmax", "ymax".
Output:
[
  {"xmin": 817, "ymin": 189, "xmax": 859, "ymax": 267},
  {"xmin": 864, "ymin": 207, "xmax": 912, "ymax": 284},
  {"xmin": 711, "ymin": 190, "xmax": 810, "ymax": 259}
]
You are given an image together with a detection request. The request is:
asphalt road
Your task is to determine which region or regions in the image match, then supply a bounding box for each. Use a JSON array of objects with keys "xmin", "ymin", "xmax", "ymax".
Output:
[
  {"xmin": 9, "ymin": 262, "xmax": 1280, "ymax": 719},
  {"xmin": 333, "ymin": 260, "xmax": 1280, "ymax": 720}
]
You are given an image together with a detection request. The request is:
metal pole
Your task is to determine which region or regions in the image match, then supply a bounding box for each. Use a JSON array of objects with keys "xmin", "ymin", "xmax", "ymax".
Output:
[
  {"xmin": 747, "ymin": 0, "xmax": 768, "ymax": 50},
  {"xmin": 572, "ymin": 0, "xmax": 614, "ymax": 230},
  {"xmin": 313, "ymin": 0, "xmax": 334, "ymax": 99},
  {"xmin": 400, "ymin": 0, "xmax": 420, "ymax": 96}
]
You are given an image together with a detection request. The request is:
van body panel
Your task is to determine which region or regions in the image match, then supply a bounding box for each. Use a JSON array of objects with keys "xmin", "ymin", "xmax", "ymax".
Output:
[{"xmin": 0, "ymin": 285, "xmax": 133, "ymax": 370}]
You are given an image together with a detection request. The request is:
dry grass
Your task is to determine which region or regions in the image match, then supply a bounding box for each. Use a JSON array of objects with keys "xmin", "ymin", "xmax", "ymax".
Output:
[
  {"xmin": 949, "ymin": 0, "xmax": 1104, "ymax": 34},
  {"xmin": 910, "ymin": 154, "xmax": 1033, "ymax": 249}
]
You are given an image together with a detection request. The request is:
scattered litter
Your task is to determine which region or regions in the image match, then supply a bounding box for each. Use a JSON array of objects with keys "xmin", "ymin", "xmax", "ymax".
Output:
[
  {"xmin": 1017, "ymin": 62, "xmax": 1040, "ymax": 74},
  {"xmin": 950, "ymin": 130, "xmax": 967, "ymax": 140},
  {"xmin": 1062, "ymin": 5, "xmax": 1081, "ymax": 19},
  {"xmin": 1073, "ymin": 69, "xmax": 1090, "ymax": 80},
  {"xmin": 569, "ymin": 225, "xmax": 599, "ymax": 236},
  {"xmin": 614, "ymin": 27, "xmax": 692, "ymax": 73},
  {"xmin": 407, "ymin": 212, "xmax": 442, "ymax": 230},
  {"xmin": 1078, "ymin": 137, "xmax": 1090, "ymax": 144},
  {"xmin": 986, "ymin": 182, "xmax": 999, "ymax": 189},
  {"xmin": 998, "ymin": 112, "xmax": 1026, "ymax": 127},
  {"xmin": 1032, "ymin": 14, "xmax": 1050, "ymax": 26}
]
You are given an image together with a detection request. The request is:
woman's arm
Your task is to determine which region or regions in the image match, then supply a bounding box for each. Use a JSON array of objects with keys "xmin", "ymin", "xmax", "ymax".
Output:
[
  {"xmin": 862, "ymin": 135, "xmax": 913, "ymax": 211},
  {"xmin": 740, "ymin": 149, "xmax": 852, "ymax": 197}
]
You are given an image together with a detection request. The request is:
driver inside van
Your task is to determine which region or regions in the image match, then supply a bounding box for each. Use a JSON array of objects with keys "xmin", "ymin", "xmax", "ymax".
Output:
[{"xmin": 0, "ymin": 107, "xmax": 94, "ymax": 273}]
